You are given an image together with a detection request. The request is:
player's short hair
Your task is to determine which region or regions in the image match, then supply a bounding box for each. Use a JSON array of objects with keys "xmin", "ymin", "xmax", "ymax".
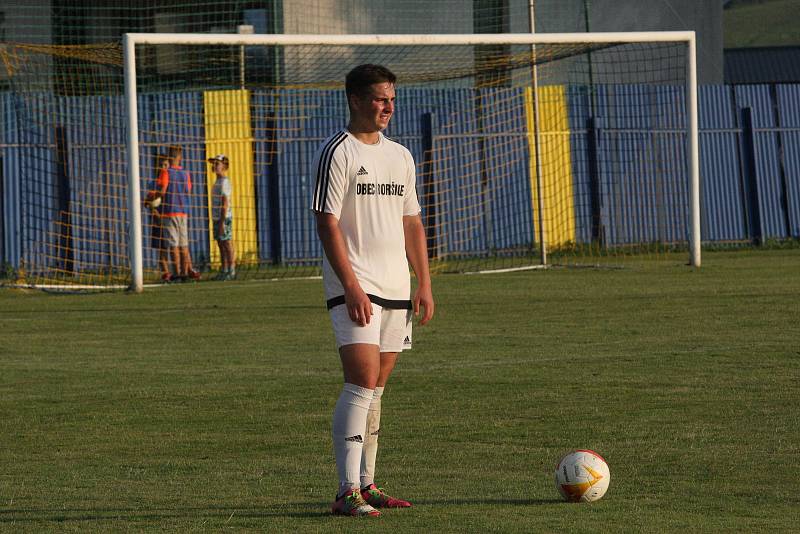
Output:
[
  {"xmin": 345, "ymin": 64, "xmax": 396, "ymax": 99},
  {"xmin": 167, "ymin": 145, "xmax": 182, "ymax": 160}
]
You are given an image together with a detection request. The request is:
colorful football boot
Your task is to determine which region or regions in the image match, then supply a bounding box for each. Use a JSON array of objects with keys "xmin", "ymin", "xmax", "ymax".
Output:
[
  {"xmin": 331, "ymin": 488, "xmax": 381, "ymax": 517},
  {"xmin": 361, "ymin": 484, "xmax": 412, "ymax": 508}
]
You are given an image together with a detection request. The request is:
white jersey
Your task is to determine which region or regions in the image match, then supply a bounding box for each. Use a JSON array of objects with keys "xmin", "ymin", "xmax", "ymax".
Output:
[
  {"xmin": 311, "ymin": 129, "xmax": 421, "ymax": 306},
  {"xmin": 212, "ymin": 176, "xmax": 232, "ymax": 218}
]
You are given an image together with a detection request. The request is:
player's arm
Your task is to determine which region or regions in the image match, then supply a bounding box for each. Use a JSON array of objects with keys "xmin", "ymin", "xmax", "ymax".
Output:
[
  {"xmin": 218, "ymin": 195, "xmax": 228, "ymax": 236},
  {"xmin": 403, "ymin": 214, "xmax": 434, "ymax": 325},
  {"xmin": 149, "ymin": 202, "xmax": 162, "ymax": 218},
  {"xmin": 156, "ymin": 168, "xmax": 169, "ymax": 196},
  {"xmin": 314, "ymin": 212, "xmax": 373, "ymax": 326}
]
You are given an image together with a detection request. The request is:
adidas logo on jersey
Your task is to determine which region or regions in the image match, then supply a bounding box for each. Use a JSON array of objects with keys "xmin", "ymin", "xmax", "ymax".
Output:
[{"xmin": 357, "ymin": 166, "xmax": 369, "ymax": 176}]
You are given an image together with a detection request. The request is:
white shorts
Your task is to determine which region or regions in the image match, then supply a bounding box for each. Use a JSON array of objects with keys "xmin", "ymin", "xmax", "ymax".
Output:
[
  {"xmin": 329, "ymin": 304, "xmax": 413, "ymax": 353},
  {"xmin": 164, "ymin": 216, "xmax": 189, "ymax": 247}
]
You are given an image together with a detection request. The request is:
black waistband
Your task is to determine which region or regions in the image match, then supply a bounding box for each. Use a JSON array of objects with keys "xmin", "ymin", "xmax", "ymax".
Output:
[{"xmin": 327, "ymin": 293, "xmax": 412, "ymax": 310}]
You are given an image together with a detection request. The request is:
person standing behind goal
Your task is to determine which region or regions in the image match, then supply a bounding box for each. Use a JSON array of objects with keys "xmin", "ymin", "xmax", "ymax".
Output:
[
  {"xmin": 146, "ymin": 154, "xmax": 172, "ymax": 282},
  {"xmin": 157, "ymin": 145, "xmax": 200, "ymax": 282},
  {"xmin": 209, "ymin": 154, "xmax": 236, "ymax": 280},
  {"xmin": 311, "ymin": 64, "xmax": 435, "ymax": 517}
]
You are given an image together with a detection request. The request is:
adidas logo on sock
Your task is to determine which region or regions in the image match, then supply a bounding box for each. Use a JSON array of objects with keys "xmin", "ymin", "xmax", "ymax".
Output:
[
  {"xmin": 357, "ymin": 166, "xmax": 369, "ymax": 176},
  {"xmin": 370, "ymin": 428, "xmax": 380, "ymax": 436},
  {"xmin": 345, "ymin": 434, "xmax": 363, "ymax": 443}
]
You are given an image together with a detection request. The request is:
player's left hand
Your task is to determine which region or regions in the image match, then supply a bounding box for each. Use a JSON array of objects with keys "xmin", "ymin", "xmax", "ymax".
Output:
[{"xmin": 413, "ymin": 284, "xmax": 434, "ymax": 326}]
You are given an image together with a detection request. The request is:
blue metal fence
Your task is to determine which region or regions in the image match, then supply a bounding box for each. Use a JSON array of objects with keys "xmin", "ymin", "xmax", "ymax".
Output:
[
  {"xmin": 776, "ymin": 85, "xmax": 800, "ymax": 238},
  {"xmin": 3, "ymin": 83, "xmax": 800, "ymax": 273},
  {"xmin": 577, "ymin": 84, "xmax": 690, "ymax": 246},
  {"xmin": 734, "ymin": 85, "xmax": 789, "ymax": 240},
  {"xmin": 16, "ymin": 94, "xmax": 61, "ymax": 276},
  {"xmin": 264, "ymin": 88, "xmax": 346, "ymax": 264},
  {"xmin": 0, "ymin": 93, "xmax": 20, "ymax": 267},
  {"xmin": 60, "ymin": 95, "xmax": 127, "ymax": 272},
  {"xmin": 698, "ymin": 85, "xmax": 746, "ymax": 242}
]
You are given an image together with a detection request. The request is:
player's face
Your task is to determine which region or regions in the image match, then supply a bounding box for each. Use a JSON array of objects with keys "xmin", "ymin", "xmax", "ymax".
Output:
[{"xmin": 353, "ymin": 82, "xmax": 395, "ymax": 132}]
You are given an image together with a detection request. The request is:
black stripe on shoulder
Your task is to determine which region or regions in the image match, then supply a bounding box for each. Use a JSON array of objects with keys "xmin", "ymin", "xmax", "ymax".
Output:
[
  {"xmin": 313, "ymin": 131, "xmax": 348, "ymax": 212},
  {"xmin": 327, "ymin": 294, "xmax": 412, "ymax": 311}
]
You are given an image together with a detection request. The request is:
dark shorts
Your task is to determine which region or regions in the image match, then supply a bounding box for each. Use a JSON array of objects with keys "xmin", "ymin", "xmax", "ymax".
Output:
[
  {"xmin": 214, "ymin": 217, "xmax": 233, "ymax": 242},
  {"xmin": 150, "ymin": 220, "xmax": 165, "ymax": 250}
]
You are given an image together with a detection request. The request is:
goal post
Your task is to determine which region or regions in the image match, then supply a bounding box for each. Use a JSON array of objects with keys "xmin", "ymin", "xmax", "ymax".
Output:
[
  {"xmin": 123, "ymin": 34, "xmax": 144, "ymax": 293},
  {"xmin": 123, "ymin": 31, "xmax": 700, "ymax": 292},
  {"xmin": 2, "ymin": 31, "xmax": 699, "ymax": 291}
]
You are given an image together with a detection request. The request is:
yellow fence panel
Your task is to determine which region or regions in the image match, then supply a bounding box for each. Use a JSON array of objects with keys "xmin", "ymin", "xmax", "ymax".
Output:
[
  {"xmin": 203, "ymin": 89, "xmax": 258, "ymax": 268},
  {"xmin": 525, "ymin": 85, "xmax": 576, "ymax": 249}
]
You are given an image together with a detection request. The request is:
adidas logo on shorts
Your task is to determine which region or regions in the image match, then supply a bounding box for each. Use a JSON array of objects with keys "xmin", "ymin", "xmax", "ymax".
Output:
[
  {"xmin": 403, "ymin": 336, "xmax": 412, "ymax": 346},
  {"xmin": 357, "ymin": 166, "xmax": 369, "ymax": 176}
]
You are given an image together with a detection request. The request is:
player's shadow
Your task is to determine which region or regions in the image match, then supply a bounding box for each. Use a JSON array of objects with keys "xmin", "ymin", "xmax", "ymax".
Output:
[
  {"xmin": 413, "ymin": 498, "xmax": 561, "ymax": 506},
  {"xmin": 0, "ymin": 499, "xmax": 564, "ymax": 524},
  {"xmin": 0, "ymin": 504, "xmax": 331, "ymax": 524}
]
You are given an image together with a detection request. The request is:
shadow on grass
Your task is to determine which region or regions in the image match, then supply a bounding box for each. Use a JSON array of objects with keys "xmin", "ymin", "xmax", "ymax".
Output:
[
  {"xmin": 0, "ymin": 504, "xmax": 330, "ymax": 523},
  {"xmin": 414, "ymin": 498, "xmax": 562, "ymax": 506},
  {"xmin": 0, "ymin": 304, "xmax": 323, "ymax": 316},
  {"xmin": 0, "ymin": 498, "xmax": 561, "ymax": 523}
]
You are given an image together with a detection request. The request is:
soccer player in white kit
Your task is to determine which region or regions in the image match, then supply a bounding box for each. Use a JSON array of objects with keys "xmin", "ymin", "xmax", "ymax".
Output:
[{"xmin": 312, "ymin": 64, "xmax": 434, "ymax": 517}]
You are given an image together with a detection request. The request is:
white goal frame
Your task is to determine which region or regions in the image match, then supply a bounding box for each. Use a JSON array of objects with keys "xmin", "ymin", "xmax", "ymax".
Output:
[{"xmin": 123, "ymin": 31, "xmax": 701, "ymax": 292}]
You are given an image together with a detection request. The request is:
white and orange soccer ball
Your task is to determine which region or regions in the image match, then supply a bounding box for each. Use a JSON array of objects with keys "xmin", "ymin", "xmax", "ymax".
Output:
[
  {"xmin": 144, "ymin": 192, "xmax": 162, "ymax": 209},
  {"xmin": 554, "ymin": 449, "xmax": 610, "ymax": 503}
]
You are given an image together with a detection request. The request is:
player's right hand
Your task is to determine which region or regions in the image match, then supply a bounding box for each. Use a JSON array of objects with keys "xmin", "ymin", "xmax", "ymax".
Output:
[
  {"xmin": 344, "ymin": 285, "xmax": 372, "ymax": 327},
  {"xmin": 413, "ymin": 283, "xmax": 434, "ymax": 326}
]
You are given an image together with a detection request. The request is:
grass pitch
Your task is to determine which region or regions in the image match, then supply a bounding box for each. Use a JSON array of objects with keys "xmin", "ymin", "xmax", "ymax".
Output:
[{"xmin": 1, "ymin": 249, "xmax": 798, "ymax": 532}]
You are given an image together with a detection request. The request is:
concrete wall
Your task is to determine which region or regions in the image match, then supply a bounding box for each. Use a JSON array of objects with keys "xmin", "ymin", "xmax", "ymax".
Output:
[
  {"xmin": 281, "ymin": 0, "xmax": 723, "ymax": 84},
  {"xmin": 524, "ymin": 0, "xmax": 723, "ymax": 84}
]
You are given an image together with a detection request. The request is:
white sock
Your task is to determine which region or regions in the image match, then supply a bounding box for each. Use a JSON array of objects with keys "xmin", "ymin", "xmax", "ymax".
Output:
[
  {"xmin": 332, "ymin": 383, "xmax": 374, "ymax": 497},
  {"xmin": 360, "ymin": 386, "xmax": 384, "ymax": 488}
]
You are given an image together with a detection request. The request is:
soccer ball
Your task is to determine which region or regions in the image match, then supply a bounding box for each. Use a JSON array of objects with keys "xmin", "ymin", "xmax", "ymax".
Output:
[
  {"xmin": 145, "ymin": 192, "xmax": 162, "ymax": 209},
  {"xmin": 554, "ymin": 449, "xmax": 610, "ymax": 503}
]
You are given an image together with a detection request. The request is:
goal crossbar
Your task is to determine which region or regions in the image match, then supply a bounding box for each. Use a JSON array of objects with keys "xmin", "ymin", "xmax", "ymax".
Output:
[
  {"xmin": 122, "ymin": 31, "xmax": 700, "ymax": 292},
  {"xmin": 124, "ymin": 31, "xmax": 697, "ymax": 46}
]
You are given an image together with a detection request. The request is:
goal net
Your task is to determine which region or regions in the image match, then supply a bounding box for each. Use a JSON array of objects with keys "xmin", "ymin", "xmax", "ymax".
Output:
[{"xmin": 1, "ymin": 33, "xmax": 699, "ymax": 291}]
